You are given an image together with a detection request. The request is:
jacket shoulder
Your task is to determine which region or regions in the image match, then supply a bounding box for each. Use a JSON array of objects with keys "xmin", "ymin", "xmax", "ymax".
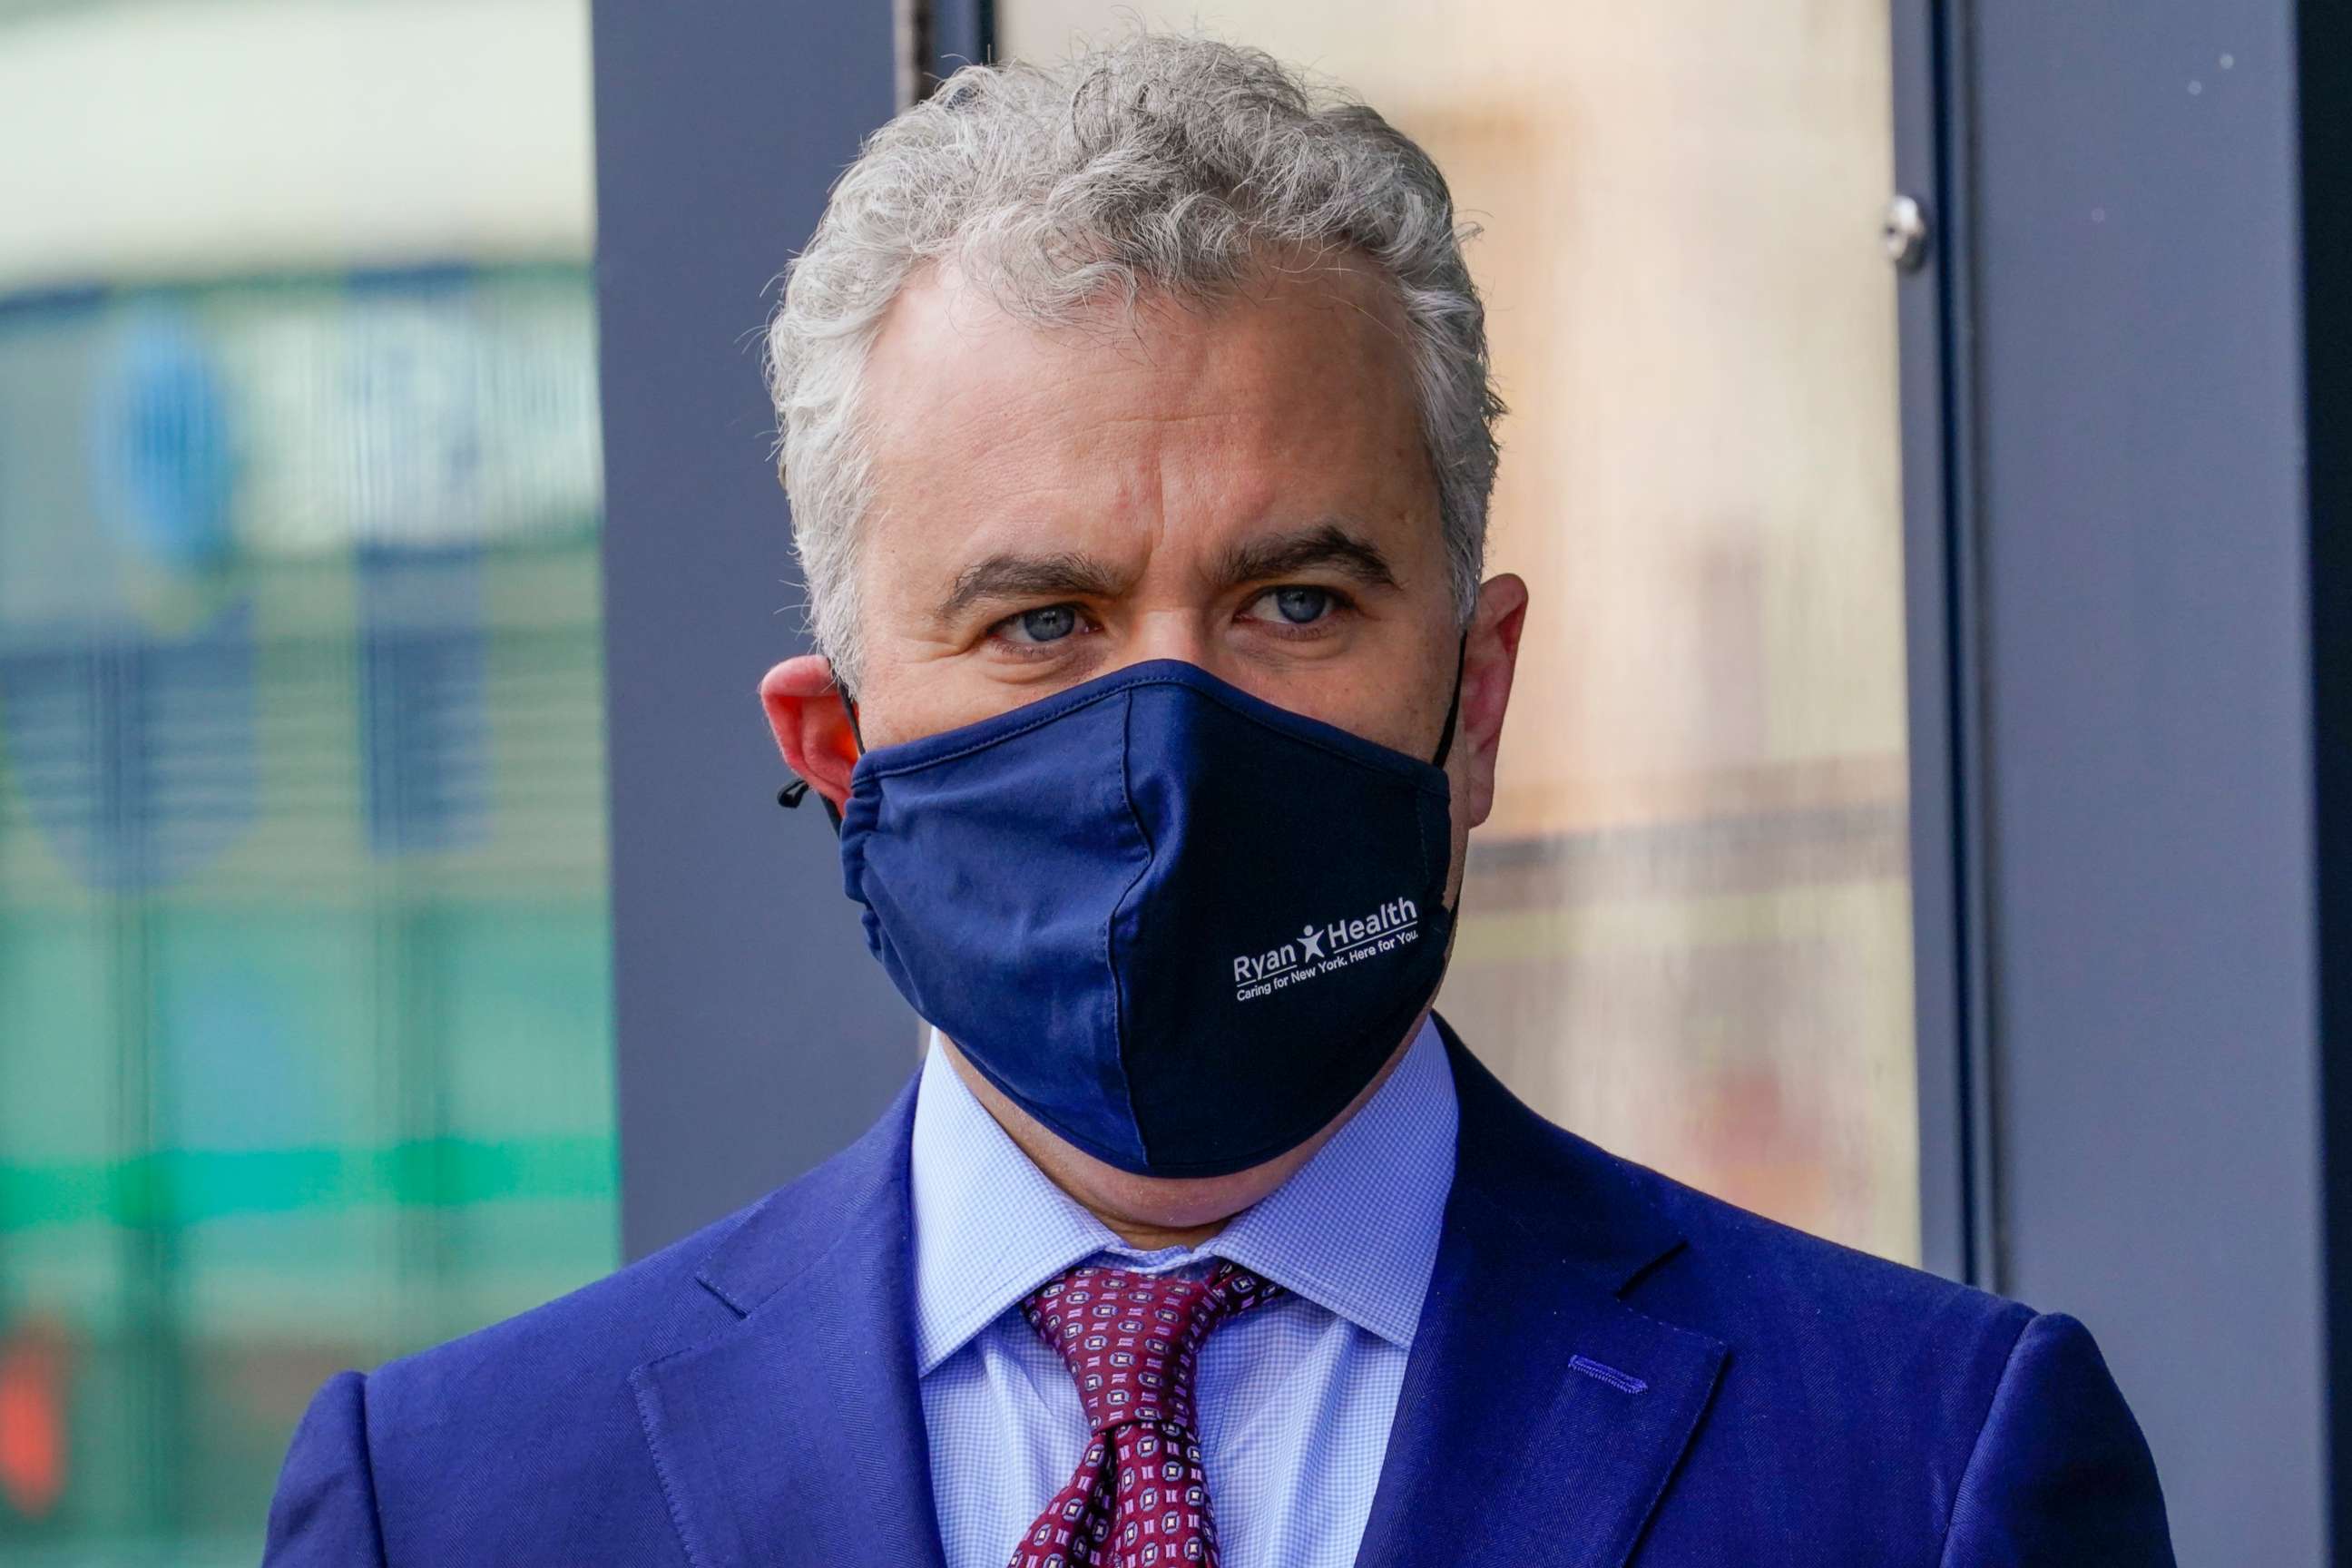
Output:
[
  {"xmin": 268, "ymin": 1194, "xmax": 768, "ymax": 1567},
  {"xmin": 367, "ymin": 1192, "xmax": 756, "ymax": 1417},
  {"xmin": 1585, "ymin": 1129, "xmax": 2034, "ymax": 1355},
  {"xmin": 271, "ymin": 1064, "xmax": 924, "ymax": 1565},
  {"xmin": 1603, "ymin": 1139, "xmax": 2169, "ymax": 1558},
  {"xmin": 366, "ymin": 1067, "xmax": 920, "ymax": 1422},
  {"xmin": 1442, "ymin": 1027, "xmax": 2022, "ymax": 1347}
]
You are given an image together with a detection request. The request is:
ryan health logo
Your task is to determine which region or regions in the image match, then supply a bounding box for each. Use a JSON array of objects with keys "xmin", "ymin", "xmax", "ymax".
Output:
[{"xmin": 1229, "ymin": 897, "xmax": 1420, "ymax": 1002}]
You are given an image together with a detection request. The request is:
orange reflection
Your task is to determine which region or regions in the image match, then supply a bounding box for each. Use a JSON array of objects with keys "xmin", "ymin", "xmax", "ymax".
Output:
[{"xmin": 0, "ymin": 1315, "xmax": 70, "ymax": 1521}]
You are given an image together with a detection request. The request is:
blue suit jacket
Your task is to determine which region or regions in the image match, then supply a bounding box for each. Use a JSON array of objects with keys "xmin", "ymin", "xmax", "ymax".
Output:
[{"xmin": 264, "ymin": 1022, "xmax": 2174, "ymax": 1565}]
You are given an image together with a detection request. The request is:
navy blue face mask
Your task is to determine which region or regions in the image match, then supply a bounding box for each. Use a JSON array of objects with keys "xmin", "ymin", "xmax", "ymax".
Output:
[{"xmin": 831, "ymin": 657, "xmax": 1460, "ymax": 1179}]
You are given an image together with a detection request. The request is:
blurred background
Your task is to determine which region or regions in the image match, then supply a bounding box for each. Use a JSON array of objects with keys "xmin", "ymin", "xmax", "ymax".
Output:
[
  {"xmin": 0, "ymin": 3, "xmax": 612, "ymax": 1562},
  {"xmin": 2, "ymin": 0, "xmax": 2341, "ymax": 1563}
]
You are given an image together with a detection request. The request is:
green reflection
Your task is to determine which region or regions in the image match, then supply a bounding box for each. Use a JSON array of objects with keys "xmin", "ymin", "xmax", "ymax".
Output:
[{"xmin": 0, "ymin": 1137, "xmax": 618, "ymax": 1232}]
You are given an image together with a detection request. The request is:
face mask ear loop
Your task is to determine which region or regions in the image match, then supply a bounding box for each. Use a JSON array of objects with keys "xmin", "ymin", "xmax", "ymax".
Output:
[
  {"xmin": 838, "ymin": 683, "xmax": 866, "ymax": 755},
  {"xmin": 816, "ymin": 683, "xmax": 865, "ymax": 833},
  {"xmin": 774, "ymin": 681, "xmax": 864, "ymax": 836},
  {"xmin": 1431, "ymin": 632, "xmax": 1469, "ymax": 769}
]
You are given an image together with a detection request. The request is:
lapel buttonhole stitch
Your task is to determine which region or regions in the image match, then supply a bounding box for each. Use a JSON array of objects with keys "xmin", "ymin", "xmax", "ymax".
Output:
[{"xmin": 1568, "ymin": 1354, "xmax": 1649, "ymax": 1395}]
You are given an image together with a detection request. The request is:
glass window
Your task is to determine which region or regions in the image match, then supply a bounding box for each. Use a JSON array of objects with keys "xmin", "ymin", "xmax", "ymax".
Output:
[
  {"xmin": 0, "ymin": 4, "xmax": 612, "ymax": 1562},
  {"xmin": 997, "ymin": 5, "xmax": 1918, "ymax": 1262}
]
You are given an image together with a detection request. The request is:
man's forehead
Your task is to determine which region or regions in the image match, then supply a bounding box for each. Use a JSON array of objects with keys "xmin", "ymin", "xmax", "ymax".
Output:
[
  {"xmin": 854, "ymin": 253, "xmax": 1437, "ymax": 606},
  {"xmin": 862, "ymin": 252, "xmax": 1417, "ymax": 429}
]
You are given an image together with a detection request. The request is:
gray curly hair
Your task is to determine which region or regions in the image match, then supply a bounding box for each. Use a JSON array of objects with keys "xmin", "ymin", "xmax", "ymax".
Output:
[{"xmin": 762, "ymin": 31, "xmax": 1503, "ymax": 691}]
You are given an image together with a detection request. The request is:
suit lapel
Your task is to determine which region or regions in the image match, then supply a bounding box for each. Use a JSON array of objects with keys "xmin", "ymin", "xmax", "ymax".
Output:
[
  {"xmin": 1351, "ymin": 1024, "xmax": 1727, "ymax": 1568},
  {"xmin": 632, "ymin": 1078, "xmax": 949, "ymax": 1568}
]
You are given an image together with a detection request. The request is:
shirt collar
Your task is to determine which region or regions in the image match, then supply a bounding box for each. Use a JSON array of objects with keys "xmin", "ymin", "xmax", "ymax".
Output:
[{"xmin": 906, "ymin": 1016, "xmax": 1458, "ymax": 1375}]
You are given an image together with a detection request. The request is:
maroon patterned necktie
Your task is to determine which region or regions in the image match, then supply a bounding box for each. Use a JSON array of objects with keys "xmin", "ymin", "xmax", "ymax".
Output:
[{"xmin": 1008, "ymin": 1259, "xmax": 1286, "ymax": 1568}]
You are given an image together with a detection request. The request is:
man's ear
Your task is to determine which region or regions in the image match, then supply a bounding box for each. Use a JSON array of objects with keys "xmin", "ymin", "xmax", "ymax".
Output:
[
  {"xmin": 759, "ymin": 654, "xmax": 860, "ymax": 812},
  {"xmin": 1456, "ymin": 573, "xmax": 1530, "ymax": 828}
]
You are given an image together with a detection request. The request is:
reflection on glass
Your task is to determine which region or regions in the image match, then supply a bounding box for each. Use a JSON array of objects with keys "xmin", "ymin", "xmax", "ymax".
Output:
[
  {"xmin": 1000, "ymin": 4, "xmax": 1919, "ymax": 1261},
  {"xmin": 0, "ymin": 3, "xmax": 611, "ymax": 1563}
]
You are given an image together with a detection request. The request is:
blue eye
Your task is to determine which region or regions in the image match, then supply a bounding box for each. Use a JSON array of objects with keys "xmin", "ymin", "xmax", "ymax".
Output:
[
  {"xmin": 1004, "ymin": 604, "xmax": 1079, "ymax": 643},
  {"xmin": 1268, "ymin": 586, "xmax": 1332, "ymax": 625}
]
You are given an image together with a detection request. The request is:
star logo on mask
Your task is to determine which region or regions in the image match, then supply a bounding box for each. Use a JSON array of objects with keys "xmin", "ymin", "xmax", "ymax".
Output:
[{"xmin": 1296, "ymin": 924, "xmax": 1326, "ymax": 959}]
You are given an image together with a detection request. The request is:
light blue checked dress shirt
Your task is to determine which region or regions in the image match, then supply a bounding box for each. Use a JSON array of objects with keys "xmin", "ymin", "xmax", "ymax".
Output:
[{"xmin": 908, "ymin": 1017, "xmax": 1459, "ymax": 1568}]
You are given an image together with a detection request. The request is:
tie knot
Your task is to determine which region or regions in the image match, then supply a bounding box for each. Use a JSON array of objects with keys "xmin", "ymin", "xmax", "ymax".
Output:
[{"xmin": 1018, "ymin": 1259, "xmax": 1283, "ymax": 1436}]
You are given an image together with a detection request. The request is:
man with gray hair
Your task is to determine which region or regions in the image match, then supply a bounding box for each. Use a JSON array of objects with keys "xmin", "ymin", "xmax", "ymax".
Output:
[{"xmin": 265, "ymin": 33, "xmax": 2172, "ymax": 1567}]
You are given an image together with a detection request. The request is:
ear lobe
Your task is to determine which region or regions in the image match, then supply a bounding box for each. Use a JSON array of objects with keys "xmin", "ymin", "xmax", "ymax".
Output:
[{"xmin": 759, "ymin": 654, "xmax": 860, "ymax": 811}]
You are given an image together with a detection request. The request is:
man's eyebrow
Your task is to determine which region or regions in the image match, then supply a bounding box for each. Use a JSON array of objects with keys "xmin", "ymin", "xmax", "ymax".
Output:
[
  {"xmin": 934, "ymin": 524, "xmax": 1398, "ymax": 622},
  {"xmin": 936, "ymin": 551, "xmax": 1128, "ymax": 622},
  {"xmin": 1210, "ymin": 522, "xmax": 1401, "ymax": 592}
]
